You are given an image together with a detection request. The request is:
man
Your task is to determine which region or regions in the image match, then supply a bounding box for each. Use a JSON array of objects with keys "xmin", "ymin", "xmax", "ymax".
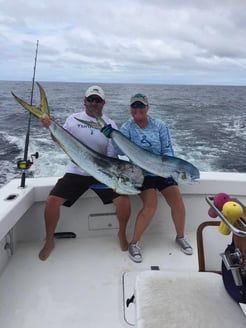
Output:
[
  {"xmin": 102, "ymin": 93, "xmax": 193, "ymax": 263},
  {"xmin": 39, "ymin": 85, "xmax": 130, "ymax": 261}
]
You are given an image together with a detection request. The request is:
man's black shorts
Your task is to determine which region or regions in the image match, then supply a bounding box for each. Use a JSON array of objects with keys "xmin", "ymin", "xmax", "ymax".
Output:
[{"xmin": 50, "ymin": 173, "xmax": 119, "ymax": 207}]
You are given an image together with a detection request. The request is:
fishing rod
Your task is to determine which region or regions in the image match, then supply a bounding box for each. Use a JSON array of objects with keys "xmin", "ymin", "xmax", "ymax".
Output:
[{"xmin": 18, "ymin": 40, "xmax": 39, "ymax": 188}]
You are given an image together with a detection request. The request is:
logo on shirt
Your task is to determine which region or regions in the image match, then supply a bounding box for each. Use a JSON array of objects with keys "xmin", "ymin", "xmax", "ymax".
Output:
[
  {"xmin": 141, "ymin": 135, "xmax": 152, "ymax": 147},
  {"xmin": 77, "ymin": 123, "xmax": 94, "ymax": 135}
]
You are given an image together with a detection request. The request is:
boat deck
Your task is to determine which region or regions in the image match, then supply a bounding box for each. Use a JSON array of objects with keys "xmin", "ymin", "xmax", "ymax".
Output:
[
  {"xmin": 0, "ymin": 232, "xmax": 197, "ymax": 328},
  {"xmin": 1, "ymin": 175, "xmax": 246, "ymax": 327}
]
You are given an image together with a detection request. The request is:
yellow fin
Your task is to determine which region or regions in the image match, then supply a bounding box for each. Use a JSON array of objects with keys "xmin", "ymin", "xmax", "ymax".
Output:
[{"xmin": 12, "ymin": 82, "xmax": 50, "ymax": 119}]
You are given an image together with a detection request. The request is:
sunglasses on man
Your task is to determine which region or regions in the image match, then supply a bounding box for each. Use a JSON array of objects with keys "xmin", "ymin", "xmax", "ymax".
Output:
[{"xmin": 86, "ymin": 96, "xmax": 104, "ymax": 103}]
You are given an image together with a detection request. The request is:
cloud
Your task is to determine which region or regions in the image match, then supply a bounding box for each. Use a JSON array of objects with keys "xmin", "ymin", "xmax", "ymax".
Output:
[{"xmin": 0, "ymin": 0, "xmax": 246, "ymax": 84}]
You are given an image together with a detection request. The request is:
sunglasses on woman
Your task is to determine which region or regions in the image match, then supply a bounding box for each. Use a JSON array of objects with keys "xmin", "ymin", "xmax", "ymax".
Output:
[{"xmin": 131, "ymin": 102, "xmax": 146, "ymax": 109}]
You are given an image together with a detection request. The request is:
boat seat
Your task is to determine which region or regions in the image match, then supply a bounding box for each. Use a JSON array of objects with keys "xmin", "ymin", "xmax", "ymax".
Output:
[
  {"xmin": 135, "ymin": 271, "xmax": 246, "ymax": 328},
  {"xmin": 134, "ymin": 221, "xmax": 246, "ymax": 327}
]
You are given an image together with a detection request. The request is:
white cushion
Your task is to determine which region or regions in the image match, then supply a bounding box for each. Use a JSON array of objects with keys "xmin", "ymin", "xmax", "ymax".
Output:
[{"xmin": 135, "ymin": 271, "xmax": 246, "ymax": 328}]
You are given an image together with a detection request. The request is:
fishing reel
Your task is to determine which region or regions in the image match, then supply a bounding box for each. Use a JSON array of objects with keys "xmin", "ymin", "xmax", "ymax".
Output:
[
  {"xmin": 221, "ymin": 248, "xmax": 245, "ymax": 286},
  {"xmin": 17, "ymin": 152, "xmax": 39, "ymax": 170}
]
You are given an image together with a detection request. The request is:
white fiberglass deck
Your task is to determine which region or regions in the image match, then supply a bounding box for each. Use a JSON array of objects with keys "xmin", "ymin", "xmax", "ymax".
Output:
[
  {"xmin": 0, "ymin": 232, "xmax": 197, "ymax": 328},
  {"xmin": 1, "ymin": 174, "xmax": 246, "ymax": 327}
]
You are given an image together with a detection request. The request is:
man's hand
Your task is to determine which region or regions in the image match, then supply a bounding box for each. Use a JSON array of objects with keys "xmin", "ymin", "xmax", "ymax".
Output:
[
  {"xmin": 101, "ymin": 124, "xmax": 113, "ymax": 138},
  {"xmin": 40, "ymin": 116, "xmax": 52, "ymax": 128}
]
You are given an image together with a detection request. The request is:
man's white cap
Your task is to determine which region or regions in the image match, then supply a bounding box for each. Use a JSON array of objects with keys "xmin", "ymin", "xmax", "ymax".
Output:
[{"xmin": 85, "ymin": 85, "xmax": 105, "ymax": 100}]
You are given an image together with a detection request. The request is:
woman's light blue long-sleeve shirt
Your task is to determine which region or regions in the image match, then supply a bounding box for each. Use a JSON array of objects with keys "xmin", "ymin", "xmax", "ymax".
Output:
[{"xmin": 118, "ymin": 116, "xmax": 174, "ymax": 175}]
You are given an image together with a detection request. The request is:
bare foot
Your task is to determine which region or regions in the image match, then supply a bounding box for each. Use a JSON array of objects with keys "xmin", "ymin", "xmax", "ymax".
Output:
[
  {"xmin": 39, "ymin": 240, "xmax": 55, "ymax": 261},
  {"xmin": 118, "ymin": 232, "xmax": 128, "ymax": 251}
]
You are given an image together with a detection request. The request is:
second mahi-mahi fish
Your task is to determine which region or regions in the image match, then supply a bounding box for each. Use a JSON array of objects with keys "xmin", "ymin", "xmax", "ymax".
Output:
[{"xmin": 76, "ymin": 109, "xmax": 200, "ymax": 184}]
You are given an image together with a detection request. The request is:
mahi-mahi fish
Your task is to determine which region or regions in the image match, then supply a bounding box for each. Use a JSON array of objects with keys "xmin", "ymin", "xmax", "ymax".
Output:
[
  {"xmin": 11, "ymin": 83, "xmax": 144, "ymax": 194},
  {"xmin": 76, "ymin": 110, "xmax": 200, "ymax": 184}
]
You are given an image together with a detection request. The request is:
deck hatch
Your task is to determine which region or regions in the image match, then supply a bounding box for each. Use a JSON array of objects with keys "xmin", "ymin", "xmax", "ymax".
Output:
[{"xmin": 88, "ymin": 212, "xmax": 118, "ymax": 230}]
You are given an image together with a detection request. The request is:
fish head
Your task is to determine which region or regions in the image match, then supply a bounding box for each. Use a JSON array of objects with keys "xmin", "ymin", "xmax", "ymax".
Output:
[
  {"xmin": 114, "ymin": 163, "xmax": 144, "ymax": 195},
  {"xmin": 175, "ymin": 166, "xmax": 200, "ymax": 184},
  {"xmin": 115, "ymin": 179, "xmax": 143, "ymax": 195}
]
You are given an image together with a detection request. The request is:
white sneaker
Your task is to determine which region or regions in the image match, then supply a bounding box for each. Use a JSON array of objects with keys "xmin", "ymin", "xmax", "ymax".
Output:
[
  {"xmin": 176, "ymin": 237, "xmax": 193, "ymax": 255},
  {"xmin": 128, "ymin": 242, "xmax": 142, "ymax": 263}
]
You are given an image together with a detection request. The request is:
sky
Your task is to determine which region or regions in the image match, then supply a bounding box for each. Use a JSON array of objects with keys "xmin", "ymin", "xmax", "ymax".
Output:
[{"xmin": 1, "ymin": 0, "xmax": 246, "ymax": 85}]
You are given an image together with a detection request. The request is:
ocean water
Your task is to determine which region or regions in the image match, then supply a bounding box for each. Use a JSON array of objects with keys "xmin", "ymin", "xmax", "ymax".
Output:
[{"xmin": 0, "ymin": 81, "xmax": 246, "ymax": 188}]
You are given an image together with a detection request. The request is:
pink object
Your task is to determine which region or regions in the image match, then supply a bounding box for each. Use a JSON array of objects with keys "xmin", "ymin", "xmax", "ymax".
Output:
[
  {"xmin": 208, "ymin": 192, "xmax": 231, "ymax": 218},
  {"xmin": 208, "ymin": 207, "xmax": 218, "ymax": 218}
]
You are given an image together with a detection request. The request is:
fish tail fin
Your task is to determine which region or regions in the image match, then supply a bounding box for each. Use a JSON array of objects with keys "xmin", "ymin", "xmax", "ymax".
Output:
[
  {"xmin": 87, "ymin": 108, "xmax": 107, "ymax": 128},
  {"xmin": 74, "ymin": 118, "xmax": 101, "ymax": 129},
  {"xmin": 75, "ymin": 117, "xmax": 101, "ymax": 130},
  {"xmin": 12, "ymin": 82, "xmax": 50, "ymax": 119},
  {"xmin": 36, "ymin": 82, "xmax": 49, "ymax": 117}
]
